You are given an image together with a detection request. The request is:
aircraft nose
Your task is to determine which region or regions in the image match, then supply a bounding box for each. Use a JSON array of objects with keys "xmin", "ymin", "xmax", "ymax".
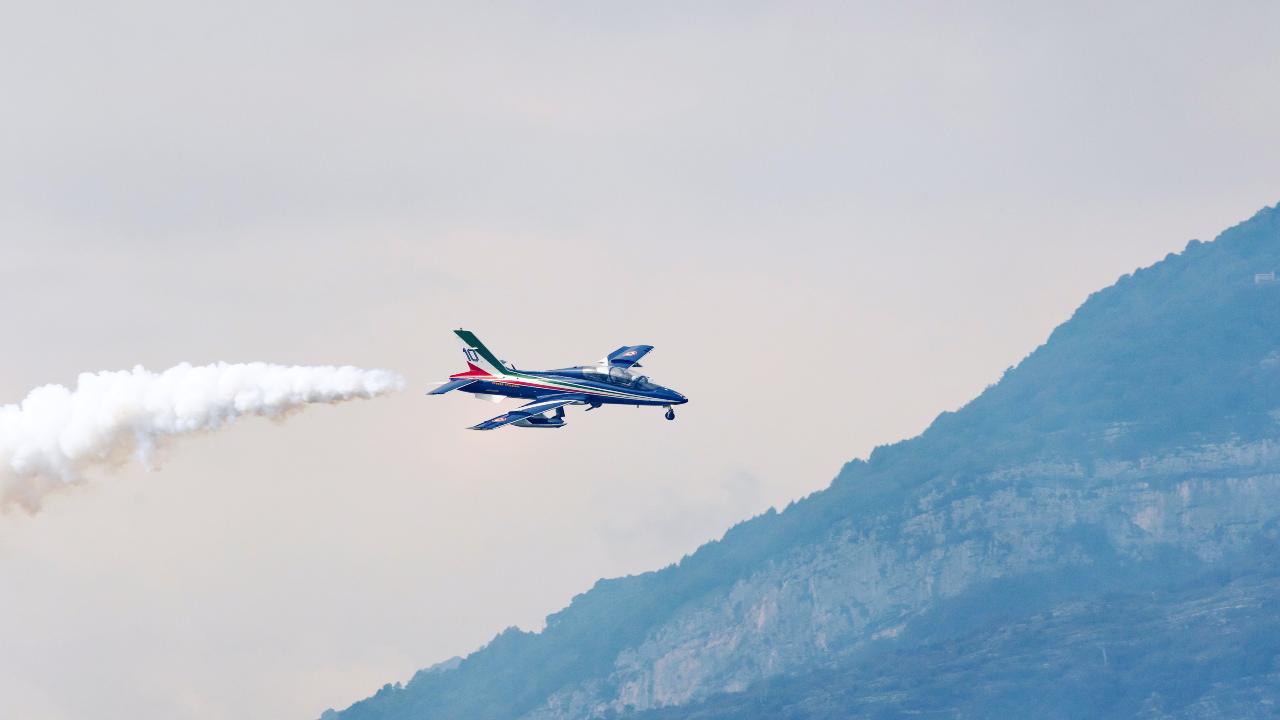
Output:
[{"xmin": 669, "ymin": 389, "xmax": 688, "ymax": 404}]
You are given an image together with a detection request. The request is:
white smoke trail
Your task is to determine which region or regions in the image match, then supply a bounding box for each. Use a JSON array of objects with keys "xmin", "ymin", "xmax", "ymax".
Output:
[{"xmin": 0, "ymin": 362, "xmax": 405, "ymax": 512}]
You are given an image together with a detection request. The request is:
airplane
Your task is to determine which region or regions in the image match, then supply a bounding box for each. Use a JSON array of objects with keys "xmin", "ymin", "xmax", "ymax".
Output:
[{"xmin": 428, "ymin": 329, "xmax": 688, "ymax": 430}]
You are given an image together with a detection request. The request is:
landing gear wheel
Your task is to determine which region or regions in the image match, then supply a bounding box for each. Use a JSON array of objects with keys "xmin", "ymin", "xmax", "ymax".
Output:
[{"xmin": 664, "ymin": 407, "xmax": 676, "ymax": 421}]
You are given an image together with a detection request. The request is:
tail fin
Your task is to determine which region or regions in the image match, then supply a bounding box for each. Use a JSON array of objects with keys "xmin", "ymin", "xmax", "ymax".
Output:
[{"xmin": 451, "ymin": 329, "xmax": 512, "ymax": 378}]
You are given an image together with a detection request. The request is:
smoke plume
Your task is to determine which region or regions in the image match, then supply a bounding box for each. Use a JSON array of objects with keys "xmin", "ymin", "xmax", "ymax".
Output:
[{"xmin": 0, "ymin": 362, "xmax": 405, "ymax": 512}]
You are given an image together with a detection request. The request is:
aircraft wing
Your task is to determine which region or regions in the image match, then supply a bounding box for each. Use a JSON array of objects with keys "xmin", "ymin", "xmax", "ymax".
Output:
[
  {"xmin": 606, "ymin": 345, "xmax": 654, "ymax": 369},
  {"xmin": 469, "ymin": 394, "xmax": 586, "ymax": 431}
]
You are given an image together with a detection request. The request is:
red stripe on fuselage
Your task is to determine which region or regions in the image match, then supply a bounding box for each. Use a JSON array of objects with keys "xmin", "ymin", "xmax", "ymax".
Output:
[
  {"xmin": 492, "ymin": 377, "xmax": 649, "ymax": 401},
  {"xmin": 450, "ymin": 362, "xmax": 495, "ymax": 379}
]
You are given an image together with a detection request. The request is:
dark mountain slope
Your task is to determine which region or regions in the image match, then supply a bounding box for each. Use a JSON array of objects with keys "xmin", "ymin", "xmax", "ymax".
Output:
[
  {"xmin": 634, "ymin": 556, "xmax": 1280, "ymax": 720},
  {"xmin": 324, "ymin": 203, "xmax": 1280, "ymax": 720}
]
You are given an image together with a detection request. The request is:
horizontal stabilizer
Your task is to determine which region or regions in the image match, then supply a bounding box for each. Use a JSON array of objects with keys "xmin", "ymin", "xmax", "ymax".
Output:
[{"xmin": 427, "ymin": 379, "xmax": 477, "ymax": 395}]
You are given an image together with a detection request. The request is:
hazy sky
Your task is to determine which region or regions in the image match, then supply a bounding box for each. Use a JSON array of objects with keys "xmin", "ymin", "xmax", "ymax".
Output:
[{"xmin": 2, "ymin": 2, "xmax": 1278, "ymax": 718}]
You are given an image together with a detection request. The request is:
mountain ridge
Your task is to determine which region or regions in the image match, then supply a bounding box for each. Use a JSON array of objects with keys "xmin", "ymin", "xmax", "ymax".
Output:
[{"xmin": 324, "ymin": 202, "xmax": 1280, "ymax": 720}]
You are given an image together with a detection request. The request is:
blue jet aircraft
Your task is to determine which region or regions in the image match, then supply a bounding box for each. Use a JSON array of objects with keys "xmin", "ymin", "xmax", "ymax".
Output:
[{"xmin": 428, "ymin": 329, "xmax": 687, "ymax": 430}]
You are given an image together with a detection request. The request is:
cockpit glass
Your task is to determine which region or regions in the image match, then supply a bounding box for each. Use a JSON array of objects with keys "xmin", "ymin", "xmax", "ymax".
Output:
[{"xmin": 587, "ymin": 367, "xmax": 654, "ymax": 388}]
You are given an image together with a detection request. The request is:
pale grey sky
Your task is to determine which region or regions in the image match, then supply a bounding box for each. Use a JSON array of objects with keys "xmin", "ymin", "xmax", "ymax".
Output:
[{"xmin": 1, "ymin": 2, "xmax": 1278, "ymax": 718}]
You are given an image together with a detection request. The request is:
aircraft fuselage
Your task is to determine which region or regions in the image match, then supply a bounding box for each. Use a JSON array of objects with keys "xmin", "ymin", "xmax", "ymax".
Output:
[{"xmin": 460, "ymin": 367, "xmax": 686, "ymax": 407}]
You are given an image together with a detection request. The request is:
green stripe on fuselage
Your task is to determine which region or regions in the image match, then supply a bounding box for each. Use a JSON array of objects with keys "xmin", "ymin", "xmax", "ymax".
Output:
[{"xmin": 507, "ymin": 373, "xmax": 653, "ymax": 402}]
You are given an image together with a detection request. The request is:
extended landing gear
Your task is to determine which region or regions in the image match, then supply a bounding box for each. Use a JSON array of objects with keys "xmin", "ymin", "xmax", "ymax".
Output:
[{"xmin": 664, "ymin": 406, "xmax": 676, "ymax": 421}]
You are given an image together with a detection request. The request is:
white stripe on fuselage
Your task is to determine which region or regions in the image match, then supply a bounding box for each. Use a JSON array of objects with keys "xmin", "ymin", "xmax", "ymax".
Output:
[{"xmin": 489, "ymin": 374, "xmax": 658, "ymax": 402}]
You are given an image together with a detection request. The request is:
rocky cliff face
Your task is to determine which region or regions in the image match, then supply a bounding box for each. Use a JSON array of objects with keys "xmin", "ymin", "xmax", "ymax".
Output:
[
  {"xmin": 526, "ymin": 441, "xmax": 1280, "ymax": 718},
  {"xmin": 325, "ymin": 204, "xmax": 1280, "ymax": 720}
]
